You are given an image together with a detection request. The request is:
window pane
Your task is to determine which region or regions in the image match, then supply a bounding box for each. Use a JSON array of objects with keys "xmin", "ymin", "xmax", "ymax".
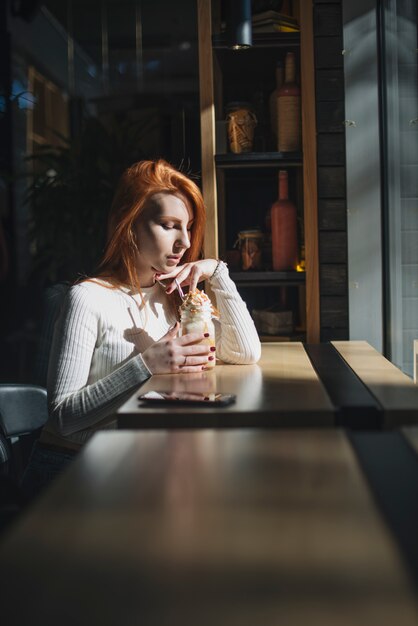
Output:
[{"xmin": 384, "ymin": 0, "xmax": 418, "ymax": 376}]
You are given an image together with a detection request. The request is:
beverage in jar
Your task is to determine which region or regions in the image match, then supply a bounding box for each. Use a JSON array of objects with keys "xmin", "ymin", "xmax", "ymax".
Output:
[{"xmin": 179, "ymin": 289, "xmax": 218, "ymax": 369}]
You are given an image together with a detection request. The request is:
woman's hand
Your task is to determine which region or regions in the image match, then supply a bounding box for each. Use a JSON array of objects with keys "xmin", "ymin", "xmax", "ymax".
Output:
[
  {"xmin": 157, "ymin": 259, "xmax": 218, "ymax": 294},
  {"xmin": 141, "ymin": 322, "xmax": 215, "ymax": 374}
]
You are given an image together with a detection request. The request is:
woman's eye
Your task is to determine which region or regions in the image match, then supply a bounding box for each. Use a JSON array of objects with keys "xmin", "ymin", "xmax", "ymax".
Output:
[{"xmin": 161, "ymin": 223, "xmax": 191, "ymax": 232}]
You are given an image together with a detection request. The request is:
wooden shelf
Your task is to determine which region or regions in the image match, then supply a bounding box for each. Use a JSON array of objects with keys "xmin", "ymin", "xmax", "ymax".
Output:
[
  {"xmin": 259, "ymin": 333, "xmax": 305, "ymax": 343},
  {"xmin": 212, "ymin": 32, "xmax": 300, "ymax": 49},
  {"xmin": 215, "ymin": 152, "xmax": 302, "ymax": 169},
  {"xmin": 198, "ymin": 0, "xmax": 319, "ymax": 342},
  {"xmin": 230, "ymin": 271, "xmax": 305, "ymax": 287}
]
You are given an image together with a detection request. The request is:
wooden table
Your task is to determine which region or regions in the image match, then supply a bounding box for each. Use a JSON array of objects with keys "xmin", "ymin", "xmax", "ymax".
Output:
[
  {"xmin": 117, "ymin": 341, "xmax": 418, "ymax": 430},
  {"xmin": 118, "ymin": 343, "xmax": 335, "ymax": 429},
  {"xmin": 332, "ymin": 341, "xmax": 418, "ymax": 427},
  {"xmin": 1, "ymin": 429, "xmax": 418, "ymax": 625}
]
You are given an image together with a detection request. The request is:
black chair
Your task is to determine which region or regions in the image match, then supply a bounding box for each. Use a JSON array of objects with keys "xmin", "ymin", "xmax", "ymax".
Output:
[
  {"xmin": 0, "ymin": 384, "xmax": 48, "ymax": 531},
  {"xmin": 0, "ymin": 384, "xmax": 48, "ymax": 474},
  {"xmin": 0, "ymin": 283, "xmax": 69, "ymax": 529}
]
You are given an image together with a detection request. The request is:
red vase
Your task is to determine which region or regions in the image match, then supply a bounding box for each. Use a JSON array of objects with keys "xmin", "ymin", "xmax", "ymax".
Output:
[{"xmin": 271, "ymin": 170, "xmax": 298, "ymax": 271}]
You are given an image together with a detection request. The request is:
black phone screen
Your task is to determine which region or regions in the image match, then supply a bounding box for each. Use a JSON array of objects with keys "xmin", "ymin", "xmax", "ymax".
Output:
[{"xmin": 138, "ymin": 391, "xmax": 236, "ymax": 407}]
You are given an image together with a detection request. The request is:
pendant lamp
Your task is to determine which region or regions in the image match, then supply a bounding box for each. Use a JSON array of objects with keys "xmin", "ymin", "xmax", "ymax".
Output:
[{"xmin": 226, "ymin": 0, "xmax": 252, "ymax": 49}]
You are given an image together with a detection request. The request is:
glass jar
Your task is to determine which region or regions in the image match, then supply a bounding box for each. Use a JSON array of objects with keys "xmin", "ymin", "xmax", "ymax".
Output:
[
  {"xmin": 226, "ymin": 102, "xmax": 257, "ymax": 153},
  {"xmin": 180, "ymin": 307, "xmax": 216, "ymax": 369},
  {"xmin": 238, "ymin": 229, "xmax": 264, "ymax": 270}
]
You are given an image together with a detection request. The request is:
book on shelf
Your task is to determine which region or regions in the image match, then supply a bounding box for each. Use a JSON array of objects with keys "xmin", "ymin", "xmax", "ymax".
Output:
[
  {"xmin": 252, "ymin": 23, "xmax": 300, "ymax": 33},
  {"xmin": 252, "ymin": 10, "xmax": 300, "ymax": 33},
  {"xmin": 252, "ymin": 10, "xmax": 299, "ymax": 25}
]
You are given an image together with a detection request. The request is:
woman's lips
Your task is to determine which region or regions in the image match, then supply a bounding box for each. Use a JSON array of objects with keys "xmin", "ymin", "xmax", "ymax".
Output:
[{"xmin": 166, "ymin": 256, "xmax": 181, "ymax": 264}]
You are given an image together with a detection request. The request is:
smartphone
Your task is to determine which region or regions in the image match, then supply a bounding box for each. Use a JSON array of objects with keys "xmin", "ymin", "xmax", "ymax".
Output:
[{"xmin": 138, "ymin": 391, "xmax": 236, "ymax": 407}]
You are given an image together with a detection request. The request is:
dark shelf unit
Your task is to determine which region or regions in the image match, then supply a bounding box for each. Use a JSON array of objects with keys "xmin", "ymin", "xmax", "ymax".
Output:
[
  {"xmin": 230, "ymin": 271, "xmax": 305, "ymax": 287},
  {"xmin": 198, "ymin": 1, "xmax": 319, "ymax": 341},
  {"xmin": 213, "ymin": 24, "xmax": 305, "ymax": 340},
  {"xmin": 212, "ymin": 32, "xmax": 300, "ymax": 49},
  {"xmin": 212, "ymin": 37, "xmax": 301, "ymax": 107},
  {"xmin": 215, "ymin": 152, "xmax": 302, "ymax": 168}
]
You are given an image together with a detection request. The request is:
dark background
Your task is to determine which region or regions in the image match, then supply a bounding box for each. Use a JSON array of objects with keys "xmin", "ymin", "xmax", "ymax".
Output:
[
  {"xmin": 0, "ymin": 0, "xmax": 349, "ymax": 382},
  {"xmin": 0, "ymin": 0, "xmax": 202, "ymax": 381}
]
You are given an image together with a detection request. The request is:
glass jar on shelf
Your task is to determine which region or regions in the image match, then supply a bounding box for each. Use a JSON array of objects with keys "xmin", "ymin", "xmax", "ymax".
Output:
[
  {"xmin": 226, "ymin": 102, "xmax": 257, "ymax": 153},
  {"xmin": 237, "ymin": 229, "xmax": 264, "ymax": 270}
]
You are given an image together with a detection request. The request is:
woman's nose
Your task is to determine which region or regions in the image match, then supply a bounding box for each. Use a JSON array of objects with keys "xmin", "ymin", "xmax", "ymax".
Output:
[{"xmin": 176, "ymin": 229, "xmax": 191, "ymax": 250}]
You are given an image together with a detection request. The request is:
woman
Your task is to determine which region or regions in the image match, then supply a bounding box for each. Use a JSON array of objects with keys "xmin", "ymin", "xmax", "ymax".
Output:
[{"xmin": 38, "ymin": 159, "xmax": 260, "ymax": 452}]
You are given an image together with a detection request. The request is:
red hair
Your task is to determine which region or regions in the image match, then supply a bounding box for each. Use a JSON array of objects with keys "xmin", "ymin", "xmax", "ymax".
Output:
[{"xmin": 96, "ymin": 159, "xmax": 206, "ymax": 294}]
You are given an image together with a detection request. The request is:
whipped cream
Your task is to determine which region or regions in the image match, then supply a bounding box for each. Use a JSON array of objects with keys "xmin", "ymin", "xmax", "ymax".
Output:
[{"xmin": 179, "ymin": 289, "xmax": 218, "ymax": 318}]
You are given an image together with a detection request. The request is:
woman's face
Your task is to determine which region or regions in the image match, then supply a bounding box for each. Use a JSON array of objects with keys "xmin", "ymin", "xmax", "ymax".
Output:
[{"xmin": 134, "ymin": 192, "xmax": 193, "ymax": 285}]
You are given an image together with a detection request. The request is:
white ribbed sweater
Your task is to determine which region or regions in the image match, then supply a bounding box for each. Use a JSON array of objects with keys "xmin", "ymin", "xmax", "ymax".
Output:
[{"xmin": 45, "ymin": 263, "xmax": 261, "ymax": 444}]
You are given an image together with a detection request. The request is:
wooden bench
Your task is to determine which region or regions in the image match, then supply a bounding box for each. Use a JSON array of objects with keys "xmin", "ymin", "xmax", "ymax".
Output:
[
  {"xmin": 332, "ymin": 341, "xmax": 418, "ymax": 428},
  {"xmin": 304, "ymin": 343, "xmax": 382, "ymax": 429}
]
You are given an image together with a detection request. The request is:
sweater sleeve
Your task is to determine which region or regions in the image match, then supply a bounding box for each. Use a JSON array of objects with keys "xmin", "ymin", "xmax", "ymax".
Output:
[
  {"xmin": 47, "ymin": 286, "xmax": 152, "ymax": 436},
  {"xmin": 209, "ymin": 262, "xmax": 261, "ymax": 364}
]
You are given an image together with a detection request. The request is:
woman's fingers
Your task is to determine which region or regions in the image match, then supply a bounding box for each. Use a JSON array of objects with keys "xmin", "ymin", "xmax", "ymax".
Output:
[
  {"xmin": 176, "ymin": 345, "xmax": 212, "ymax": 364},
  {"xmin": 178, "ymin": 354, "xmax": 209, "ymax": 367},
  {"xmin": 184, "ymin": 344, "xmax": 213, "ymax": 356},
  {"xmin": 176, "ymin": 331, "xmax": 210, "ymax": 346},
  {"xmin": 158, "ymin": 261, "xmax": 209, "ymax": 294},
  {"xmin": 177, "ymin": 348, "xmax": 216, "ymax": 370},
  {"xmin": 166, "ymin": 266, "xmax": 196, "ymax": 294},
  {"xmin": 174, "ymin": 337, "xmax": 215, "ymax": 370},
  {"xmin": 141, "ymin": 329, "xmax": 215, "ymax": 375},
  {"xmin": 188, "ymin": 265, "xmax": 203, "ymax": 293},
  {"xmin": 178, "ymin": 365, "xmax": 212, "ymax": 373},
  {"xmin": 157, "ymin": 265, "xmax": 189, "ymax": 288},
  {"xmin": 156, "ymin": 267, "xmax": 182, "ymax": 280},
  {"xmin": 163, "ymin": 321, "xmax": 179, "ymax": 337}
]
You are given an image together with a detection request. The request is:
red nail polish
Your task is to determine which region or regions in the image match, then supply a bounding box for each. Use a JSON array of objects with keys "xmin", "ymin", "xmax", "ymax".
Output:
[
  {"xmin": 204, "ymin": 333, "xmax": 210, "ymax": 337},
  {"xmin": 208, "ymin": 356, "xmax": 214, "ymax": 361},
  {"xmin": 210, "ymin": 346, "xmax": 216, "ymax": 352}
]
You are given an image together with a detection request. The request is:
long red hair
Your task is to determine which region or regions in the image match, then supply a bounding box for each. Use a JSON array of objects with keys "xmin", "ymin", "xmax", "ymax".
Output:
[{"xmin": 96, "ymin": 159, "xmax": 206, "ymax": 294}]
